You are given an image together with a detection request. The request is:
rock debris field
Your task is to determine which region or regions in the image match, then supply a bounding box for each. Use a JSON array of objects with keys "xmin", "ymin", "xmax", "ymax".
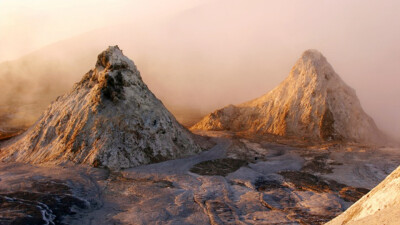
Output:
[{"xmin": 1, "ymin": 131, "xmax": 399, "ymax": 225}]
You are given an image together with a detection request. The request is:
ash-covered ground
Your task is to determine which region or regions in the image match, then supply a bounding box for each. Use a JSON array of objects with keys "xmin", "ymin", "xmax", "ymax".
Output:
[{"xmin": 1, "ymin": 131, "xmax": 399, "ymax": 225}]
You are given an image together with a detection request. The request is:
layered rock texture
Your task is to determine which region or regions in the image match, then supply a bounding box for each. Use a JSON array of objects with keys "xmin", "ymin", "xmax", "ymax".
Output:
[
  {"xmin": 192, "ymin": 50, "xmax": 381, "ymax": 143},
  {"xmin": 327, "ymin": 165, "xmax": 400, "ymax": 225},
  {"xmin": 0, "ymin": 46, "xmax": 201, "ymax": 170}
]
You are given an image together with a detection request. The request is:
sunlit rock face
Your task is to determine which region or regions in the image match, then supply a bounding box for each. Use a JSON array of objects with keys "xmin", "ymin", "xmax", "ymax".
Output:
[
  {"xmin": 327, "ymin": 165, "xmax": 400, "ymax": 225},
  {"xmin": 0, "ymin": 46, "xmax": 201, "ymax": 170},
  {"xmin": 192, "ymin": 50, "xmax": 381, "ymax": 143}
]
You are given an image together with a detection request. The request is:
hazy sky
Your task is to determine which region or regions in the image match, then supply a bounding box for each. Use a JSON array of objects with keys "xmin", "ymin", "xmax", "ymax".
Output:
[
  {"xmin": 0, "ymin": 0, "xmax": 203, "ymax": 61},
  {"xmin": 0, "ymin": 0, "xmax": 399, "ymax": 138}
]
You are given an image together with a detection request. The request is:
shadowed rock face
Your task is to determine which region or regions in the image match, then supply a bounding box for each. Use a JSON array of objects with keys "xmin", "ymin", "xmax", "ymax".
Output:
[
  {"xmin": 320, "ymin": 107, "xmax": 336, "ymax": 141},
  {"xmin": 0, "ymin": 46, "xmax": 201, "ymax": 170},
  {"xmin": 192, "ymin": 50, "xmax": 382, "ymax": 144},
  {"xmin": 189, "ymin": 158, "xmax": 247, "ymax": 176}
]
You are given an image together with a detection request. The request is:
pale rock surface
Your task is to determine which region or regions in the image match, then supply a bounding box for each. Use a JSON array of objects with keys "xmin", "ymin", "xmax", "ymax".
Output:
[
  {"xmin": 0, "ymin": 46, "xmax": 201, "ymax": 170},
  {"xmin": 327, "ymin": 165, "xmax": 400, "ymax": 225},
  {"xmin": 192, "ymin": 50, "xmax": 381, "ymax": 143}
]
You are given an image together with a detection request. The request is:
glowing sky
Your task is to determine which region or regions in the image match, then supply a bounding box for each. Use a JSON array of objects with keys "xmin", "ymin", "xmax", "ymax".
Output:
[
  {"xmin": 0, "ymin": 0, "xmax": 203, "ymax": 61},
  {"xmin": 0, "ymin": 0, "xmax": 399, "ymax": 138}
]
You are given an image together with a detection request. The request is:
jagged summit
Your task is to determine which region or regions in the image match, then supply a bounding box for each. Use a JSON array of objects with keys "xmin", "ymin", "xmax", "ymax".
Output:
[
  {"xmin": 192, "ymin": 50, "xmax": 382, "ymax": 143},
  {"xmin": 0, "ymin": 46, "xmax": 201, "ymax": 170},
  {"xmin": 75, "ymin": 45, "xmax": 142, "ymax": 104},
  {"xmin": 294, "ymin": 49, "xmax": 335, "ymax": 77},
  {"xmin": 287, "ymin": 49, "xmax": 339, "ymax": 87},
  {"xmin": 96, "ymin": 45, "xmax": 134, "ymax": 68}
]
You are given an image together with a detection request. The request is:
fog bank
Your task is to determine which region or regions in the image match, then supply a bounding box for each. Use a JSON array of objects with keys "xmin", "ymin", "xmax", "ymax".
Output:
[{"xmin": 0, "ymin": 0, "xmax": 399, "ymax": 139}]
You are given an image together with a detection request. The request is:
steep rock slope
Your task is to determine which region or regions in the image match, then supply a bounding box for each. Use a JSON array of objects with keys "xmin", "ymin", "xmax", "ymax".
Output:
[
  {"xmin": 0, "ymin": 46, "xmax": 201, "ymax": 170},
  {"xmin": 327, "ymin": 165, "xmax": 400, "ymax": 225},
  {"xmin": 192, "ymin": 50, "xmax": 381, "ymax": 143}
]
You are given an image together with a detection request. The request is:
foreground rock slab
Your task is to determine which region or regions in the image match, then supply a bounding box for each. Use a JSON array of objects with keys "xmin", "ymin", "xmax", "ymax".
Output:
[
  {"xmin": 327, "ymin": 164, "xmax": 400, "ymax": 225},
  {"xmin": 0, "ymin": 163, "xmax": 104, "ymax": 225}
]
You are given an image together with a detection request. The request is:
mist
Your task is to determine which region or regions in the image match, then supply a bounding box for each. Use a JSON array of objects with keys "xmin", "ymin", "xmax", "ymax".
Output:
[{"xmin": 0, "ymin": 0, "xmax": 399, "ymax": 139}]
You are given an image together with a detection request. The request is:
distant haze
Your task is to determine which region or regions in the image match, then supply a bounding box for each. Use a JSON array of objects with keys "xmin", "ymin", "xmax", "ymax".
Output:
[{"xmin": 0, "ymin": 0, "xmax": 399, "ymax": 139}]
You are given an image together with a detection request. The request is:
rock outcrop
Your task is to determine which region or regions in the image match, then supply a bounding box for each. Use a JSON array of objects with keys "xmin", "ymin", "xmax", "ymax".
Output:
[
  {"xmin": 192, "ymin": 50, "xmax": 381, "ymax": 143},
  {"xmin": 327, "ymin": 165, "xmax": 400, "ymax": 225},
  {"xmin": 0, "ymin": 46, "xmax": 201, "ymax": 170}
]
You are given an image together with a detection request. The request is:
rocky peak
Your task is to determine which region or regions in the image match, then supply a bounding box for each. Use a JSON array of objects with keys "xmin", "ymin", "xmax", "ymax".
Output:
[
  {"xmin": 0, "ymin": 46, "xmax": 202, "ymax": 170},
  {"xmin": 77, "ymin": 46, "xmax": 143, "ymax": 103},
  {"xmin": 192, "ymin": 49, "xmax": 382, "ymax": 144},
  {"xmin": 95, "ymin": 45, "xmax": 135, "ymax": 70},
  {"xmin": 301, "ymin": 49, "xmax": 326, "ymax": 63},
  {"xmin": 290, "ymin": 49, "xmax": 337, "ymax": 82}
]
